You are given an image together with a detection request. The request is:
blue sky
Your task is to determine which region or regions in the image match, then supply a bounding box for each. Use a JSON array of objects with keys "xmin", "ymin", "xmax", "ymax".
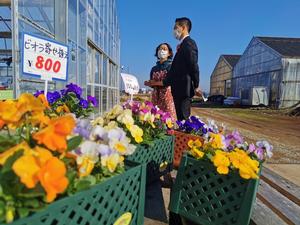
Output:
[{"xmin": 117, "ymin": 0, "xmax": 300, "ymax": 92}]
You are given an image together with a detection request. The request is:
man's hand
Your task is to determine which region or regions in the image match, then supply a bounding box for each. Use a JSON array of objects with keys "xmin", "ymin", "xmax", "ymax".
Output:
[{"xmin": 194, "ymin": 88, "xmax": 202, "ymax": 97}]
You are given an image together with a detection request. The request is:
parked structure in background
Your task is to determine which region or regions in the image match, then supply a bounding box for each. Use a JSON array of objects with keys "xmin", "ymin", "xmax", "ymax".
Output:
[
  {"xmin": 232, "ymin": 36, "xmax": 300, "ymax": 108},
  {"xmin": 210, "ymin": 55, "xmax": 241, "ymax": 97},
  {"xmin": 0, "ymin": 0, "xmax": 120, "ymax": 115}
]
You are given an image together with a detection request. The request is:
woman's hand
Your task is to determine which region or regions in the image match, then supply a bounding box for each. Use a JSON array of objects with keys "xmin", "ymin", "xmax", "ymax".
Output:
[
  {"xmin": 144, "ymin": 80, "xmax": 163, "ymax": 87},
  {"xmin": 144, "ymin": 80, "xmax": 152, "ymax": 87}
]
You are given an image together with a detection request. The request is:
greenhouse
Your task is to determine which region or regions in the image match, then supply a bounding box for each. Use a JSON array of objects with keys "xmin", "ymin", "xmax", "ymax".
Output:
[
  {"xmin": 232, "ymin": 36, "xmax": 300, "ymax": 108},
  {"xmin": 0, "ymin": 0, "xmax": 120, "ymax": 114}
]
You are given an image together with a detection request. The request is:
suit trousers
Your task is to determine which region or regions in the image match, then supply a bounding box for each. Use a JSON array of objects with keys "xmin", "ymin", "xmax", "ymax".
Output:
[{"xmin": 173, "ymin": 97, "xmax": 191, "ymax": 121}]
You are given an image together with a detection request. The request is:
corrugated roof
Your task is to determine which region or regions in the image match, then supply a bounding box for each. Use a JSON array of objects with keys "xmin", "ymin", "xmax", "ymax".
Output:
[
  {"xmin": 222, "ymin": 55, "xmax": 241, "ymax": 68},
  {"xmin": 257, "ymin": 36, "xmax": 300, "ymax": 58}
]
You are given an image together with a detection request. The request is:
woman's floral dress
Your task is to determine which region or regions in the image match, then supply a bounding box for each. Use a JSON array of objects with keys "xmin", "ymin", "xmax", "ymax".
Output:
[{"xmin": 150, "ymin": 59, "xmax": 176, "ymax": 120}]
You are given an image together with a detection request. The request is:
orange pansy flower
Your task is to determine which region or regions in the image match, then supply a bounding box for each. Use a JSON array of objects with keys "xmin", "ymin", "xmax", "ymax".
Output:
[
  {"xmin": 12, "ymin": 155, "xmax": 40, "ymax": 188},
  {"xmin": 0, "ymin": 118, "xmax": 5, "ymax": 129},
  {"xmin": 33, "ymin": 115, "xmax": 75, "ymax": 152},
  {"xmin": 37, "ymin": 94, "xmax": 50, "ymax": 109},
  {"xmin": 0, "ymin": 142, "xmax": 32, "ymax": 165},
  {"xmin": 38, "ymin": 157, "xmax": 69, "ymax": 202}
]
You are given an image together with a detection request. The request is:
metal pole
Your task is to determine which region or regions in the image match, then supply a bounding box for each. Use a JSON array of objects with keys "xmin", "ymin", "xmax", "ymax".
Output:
[{"xmin": 11, "ymin": 0, "xmax": 20, "ymax": 98}]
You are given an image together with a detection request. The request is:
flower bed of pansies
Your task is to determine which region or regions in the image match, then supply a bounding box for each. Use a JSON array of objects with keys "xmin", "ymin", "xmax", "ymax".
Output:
[
  {"xmin": 0, "ymin": 84, "xmax": 176, "ymax": 223},
  {"xmin": 176, "ymin": 115, "xmax": 273, "ymax": 178},
  {"xmin": 169, "ymin": 116, "xmax": 273, "ymax": 225}
]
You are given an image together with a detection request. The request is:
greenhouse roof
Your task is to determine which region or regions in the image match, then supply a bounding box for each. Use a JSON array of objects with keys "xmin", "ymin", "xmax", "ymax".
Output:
[
  {"xmin": 222, "ymin": 55, "xmax": 241, "ymax": 68},
  {"xmin": 257, "ymin": 36, "xmax": 300, "ymax": 58}
]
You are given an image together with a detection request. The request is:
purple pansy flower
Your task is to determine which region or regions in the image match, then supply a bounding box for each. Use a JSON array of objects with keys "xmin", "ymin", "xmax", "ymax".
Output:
[
  {"xmin": 34, "ymin": 90, "xmax": 44, "ymax": 97},
  {"xmin": 73, "ymin": 119, "xmax": 91, "ymax": 139},
  {"xmin": 87, "ymin": 95, "xmax": 98, "ymax": 107},
  {"xmin": 47, "ymin": 91, "xmax": 61, "ymax": 104},
  {"xmin": 66, "ymin": 83, "xmax": 82, "ymax": 97},
  {"xmin": 79, "ymin": 98, "xmax": 88, "ymax": 109}
]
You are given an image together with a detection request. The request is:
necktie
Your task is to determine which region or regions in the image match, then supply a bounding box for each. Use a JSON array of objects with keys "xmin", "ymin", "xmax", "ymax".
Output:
[{"xmin": 176, "ymin": 43, "xmax": 181, "ymax": 52}]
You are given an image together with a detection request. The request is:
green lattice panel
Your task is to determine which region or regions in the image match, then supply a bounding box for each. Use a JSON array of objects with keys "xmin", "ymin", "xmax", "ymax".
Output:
[
  {"xmin": 4, "ymin": 161, "xmax": 146, "ymax": 225},
  {"xmin": 127, "ymin": 135, "xmax": 174, "ymax": 165},
  {"xmin": 127, "ymin": 135, "xmax": 174, "ymax": 182},
  {"xmin": 169, "ymin": 154, "xmax": 260, "ymax": 225}
]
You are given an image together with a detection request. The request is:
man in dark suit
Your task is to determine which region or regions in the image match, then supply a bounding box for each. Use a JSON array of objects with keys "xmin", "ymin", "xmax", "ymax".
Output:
[{"xmin": 146, "ymin": 17, "xmax": 201, "ymax": 120}]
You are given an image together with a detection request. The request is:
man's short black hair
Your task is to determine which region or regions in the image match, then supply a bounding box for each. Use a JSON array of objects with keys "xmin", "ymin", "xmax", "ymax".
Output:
[{"xmin": 175, "ymin": 17, "xmax": 192, "ymax": 32}]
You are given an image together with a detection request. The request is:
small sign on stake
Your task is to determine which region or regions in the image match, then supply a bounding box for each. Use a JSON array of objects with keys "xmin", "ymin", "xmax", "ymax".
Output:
[
  {"xmin": 22, "ymin": 33, "xmax": 69, "ymax": 96},
  {"xmin": 121, "ymin": 73, "xmax": 140, "ymax": 101}
]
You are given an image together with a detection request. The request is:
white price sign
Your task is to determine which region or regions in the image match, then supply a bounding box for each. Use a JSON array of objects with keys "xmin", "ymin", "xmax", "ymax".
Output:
[
  {"xmin": 121, "ymin": 73, "xmax": 140, "ymax": 95},
  {"xmin": 22, "ymin": 33, "xmax": 69, "ymax": 81}
]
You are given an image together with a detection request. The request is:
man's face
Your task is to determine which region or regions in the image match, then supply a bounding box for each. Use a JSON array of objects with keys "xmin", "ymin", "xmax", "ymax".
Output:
[
  {"xmin": 173, "ymin": 23, "xmax": 185, "ymax": 40},
  {"xmin": 174, "ymin": 23, "xmax": 184, "ymax": 33}
]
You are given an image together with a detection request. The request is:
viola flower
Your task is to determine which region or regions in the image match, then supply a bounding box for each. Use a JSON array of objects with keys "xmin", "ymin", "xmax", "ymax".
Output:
[
  {"xmin": 66, "ymin": 83, "xmax": 82, "ymax": 97},
  {"xmin": 12, "ymin": 155, "xmax": 40, "ymax": 188},
  {"xmin": 34, "ymin": 90, "xmax": 44, "ymax": 97},
  {"xmin": 256, "ymin": 141, "xmax": 273, "ymax": 160},
  {"xmin": 37, "ymin": 94, "xmax": 50, "ymax": 108},
  {"xmin": 38, "ymin": 157, "xmax": 69, "ymax": 202},
  {"xmin": 74, "ymin": 119, "xmax": 92, "ymax": 139},
  {"xmin": 79, "ymin": 98, "xmax": 88, "ymax": 109},
  {"xmin": 0, "ymin": 142, "xmax": 32, "ymax": 165},
  {"xmin": 101, "ymin": 153, "xmax": 124, "ymax": 173},
  {"xmin": 47, "ymin": 91, "xmax": 61, "ymax": 104},
  {"xmin": 87, "ymin": 95, "xmax": 98, "ymax": 107},
  {"xmin": 212, "ymin": 150, "xmax": 230, "ymax": 175},
  {"xmin": 78, "ymin": 157, "xmax": 95, "ymax": 177},
  {"xmin": 210, "ymin": 133, "xmax": 225, "ymax": 149},
  {"xmin": 0, "ymin": 118, "xmax": 5, "ymax": 129},
  {"xmin": 248, "ymin": 143, "xmax": 256, "ymax": 153},
  {"xmin": 33, "ymin": 115, "xmax": 76, "ymax": 152},
  {"xmin": 56, "ymin": 104, "xmax": 70, "ymax": 114},
  {"xmin": 225, "ymin": 130, "xmax": 244, "ymax": 150}
]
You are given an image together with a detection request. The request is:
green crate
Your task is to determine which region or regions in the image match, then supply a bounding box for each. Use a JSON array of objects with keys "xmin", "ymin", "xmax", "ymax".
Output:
[
  {"xmin": 3, "ymin": 161, "xmax": 146, "ymax": 225},
  {"xmin": 169, "ymin": 154, "xmax": 260, "ymax": 225},
  {"xmin": 127, "ymin": 135, "xmax": 174, "ymax": 182}
]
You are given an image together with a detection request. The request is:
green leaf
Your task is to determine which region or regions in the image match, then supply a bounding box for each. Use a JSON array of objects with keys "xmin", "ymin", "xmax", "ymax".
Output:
[
  {"xmin": 0, "ymin": 135, "xmax": 22, "ymax": 152},
  {"xmin": 1, "ymin": 150, "xmax": 23, "ymax": 174},
  {"xmin": 74, "ymin": 176, "xmax": 96, "ymax": 192},
  {"xmin": 22, "ymin": 199, "xmax": 40, "ymax": 208},
  {"xmin": 0, "ymin": 200, "xmax": 5, "ymax": 218},
  {"xmin": 17, "ymin": 207, "xmax": 29, "ymax": 218},
  {"xmin": 17, "ymin": 185, "xmax": 45, "ymax": 198},
  {"xmin": 67, "ymin": 136, "xmax": 83, "ymax": 151}
]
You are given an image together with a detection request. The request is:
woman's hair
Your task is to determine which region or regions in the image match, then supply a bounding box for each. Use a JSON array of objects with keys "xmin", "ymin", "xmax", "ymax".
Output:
[{"xmin": 155, "ymin": 43, "xmax": 173, "ymax": 59}]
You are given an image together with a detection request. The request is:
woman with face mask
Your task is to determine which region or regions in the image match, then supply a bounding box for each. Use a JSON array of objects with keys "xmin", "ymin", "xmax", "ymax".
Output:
[{"xmin": 145, "ymin": 43, "xmax": 176, "ymax": 119}]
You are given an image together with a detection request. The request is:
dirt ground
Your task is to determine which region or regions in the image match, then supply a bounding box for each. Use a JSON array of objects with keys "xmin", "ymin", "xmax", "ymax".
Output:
[{"xmin": 192, "ymin": 107, "xmax": 300, "ymax": 164}]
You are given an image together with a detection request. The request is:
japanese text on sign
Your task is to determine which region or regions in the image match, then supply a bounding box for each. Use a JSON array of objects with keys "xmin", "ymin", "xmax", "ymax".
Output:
[
  {"xmin": 22, "ymin": 33, "xmax": 68, "ymax": 81},
  {"xmin": 121, "ymin": 73, "xmax": 140, "ymax": 95}
]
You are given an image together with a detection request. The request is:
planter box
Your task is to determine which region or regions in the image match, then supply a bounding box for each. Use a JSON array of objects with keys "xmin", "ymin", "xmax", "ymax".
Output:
[
  {"xmin": 127, "ymin": 135, "xmax": 175, "ymax": 183},
  {"xmin": 173, "ymin": 130, "xmax": 204, "ymax": 169},
  {"xmin": 169, "ymin": 154, "xmax": 260, "ymax": 225},
  {"xmin": 3, "ymin": 161, "xmax": 146, "ymax": 225}
]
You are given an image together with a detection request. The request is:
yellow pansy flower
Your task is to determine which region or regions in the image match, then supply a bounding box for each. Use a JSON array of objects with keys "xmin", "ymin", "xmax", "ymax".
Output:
[
  {"xmin": 190, "ymin": 148, "xmax": 204, "ymax": 159},
  {"xmin": 78, "ymin": 157, "xmax": 95, "ymax": 177},
  {"xmin": 188, "ymin": 139, "xmax": 202, "ymax": 149}
]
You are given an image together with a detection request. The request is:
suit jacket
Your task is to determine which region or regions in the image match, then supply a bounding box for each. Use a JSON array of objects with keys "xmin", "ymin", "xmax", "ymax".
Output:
[{"xmin": 163, "ymin": 36, "xmax": 199, "ymax": 99}]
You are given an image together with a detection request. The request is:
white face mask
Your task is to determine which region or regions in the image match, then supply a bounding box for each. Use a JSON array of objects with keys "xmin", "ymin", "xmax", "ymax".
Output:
[
  {"xmin": 173, "ymin": 29, "xmax": 182, "ymax": 40},
  {"xmin": 158, "ymin": 50, "xmax": 169, "ymax": 59}
]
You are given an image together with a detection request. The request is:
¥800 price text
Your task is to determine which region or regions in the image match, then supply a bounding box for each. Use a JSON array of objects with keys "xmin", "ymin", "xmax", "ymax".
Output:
[{"xmin": 35, "ymin": 56, "xmax": 61, "ymax": 73}]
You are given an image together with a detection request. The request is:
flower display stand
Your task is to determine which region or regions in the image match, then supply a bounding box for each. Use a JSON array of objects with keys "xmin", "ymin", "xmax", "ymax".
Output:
[
  {"xmin": 127, "ymin": 135, "xmax": 175, "ymax": 183},
  {"xmin": 173, "ymin": 130, "xmax": 204, "ymax": 169},
  {"xmin": 2, "ymin": 161, "xmax": 146, "ymax": 225},
  {"xmin": 169, "ymin": 154, "xmax": 260, "ymax": 225}
]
